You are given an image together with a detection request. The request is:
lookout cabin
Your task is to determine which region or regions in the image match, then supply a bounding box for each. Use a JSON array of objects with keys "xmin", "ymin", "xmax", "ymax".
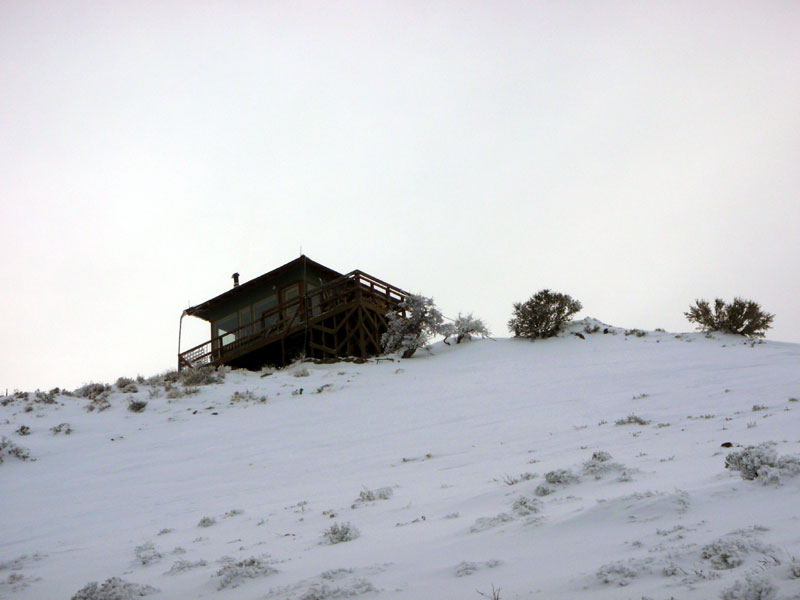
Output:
[{"xmin": 178, "ymin": 256, "xmax": 409, "ymax": 370}]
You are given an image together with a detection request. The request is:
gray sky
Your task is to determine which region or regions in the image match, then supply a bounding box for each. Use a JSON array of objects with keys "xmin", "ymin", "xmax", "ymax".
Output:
[{"xmin": 2, "ymin": 1, "xmax": 799, "ymax": 392}]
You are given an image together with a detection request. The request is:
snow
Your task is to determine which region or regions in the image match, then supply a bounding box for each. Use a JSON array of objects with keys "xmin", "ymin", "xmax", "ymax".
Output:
[{"xmin": 2, "ymin": 319, "xmax": 800, "ymax": 599}]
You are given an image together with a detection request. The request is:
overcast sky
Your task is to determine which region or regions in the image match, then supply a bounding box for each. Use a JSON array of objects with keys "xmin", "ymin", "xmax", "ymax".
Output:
[{"xmin": 2, "ymin": 1, "xmax": 799, "ymax": 392}]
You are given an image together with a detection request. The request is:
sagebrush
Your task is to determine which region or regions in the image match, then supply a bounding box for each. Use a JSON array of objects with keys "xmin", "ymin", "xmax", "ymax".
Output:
[
  {"xmin": 685, "ymin": 297, "xmax": 774, "ymax": 337},
  {"xmin": 508, "ymin": 289, "xmax": 582, "ymax": 339},
  {"xmin": 382, "ymin": 294, "xmax": 449, "ymax": 358}
]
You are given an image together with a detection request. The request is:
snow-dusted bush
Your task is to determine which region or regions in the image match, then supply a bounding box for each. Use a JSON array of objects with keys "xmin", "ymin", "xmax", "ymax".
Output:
[
  {"xmin": 299, "ymin": 579, "xmax": 377, "ymax": 600},
  {"xmin": 725, "ymin": 444, "xmax": 778, "ymax": 481},
  {"xmin": 353, "ymin": 487, "xmax": 393, "ymax": 506},
  {"xmin": 701, "ymin": 537, "xmax": 751, "ymax": 569},
  {"xmin": 719, "ymin": 574, "xmax": 778, "ymax": 600},
  {"xmin": 584, "ymin": 321, "xmax": 602, "ymax": 334},
  {"xmin": 544, "ymin": 469, "xmax": 580, "ymax": 485},
  {"xmin": 34, "ymin": 389, "xmax": 58, "ymax": 404},
  {"xmin": 15, "ymin": 425, "xmax": 30, "ymax": 436},
  {"xmin": 0, "ymin": 436, "xmax": 34, "ymax": 463},
  {"xmin": 511, "ymin": 495, "xmax": 542, "ymax": 516},
  {"xmin": 127, "ymin": 399, "xmax": 147, "ymax": 413},
  {"xmin": 293, "ymin": 366, "xmax": 310, "ymax": 378},
  {"xmin": 508, "ymin": 289, "xmax": 582, "ymax": 339},
  {"xmin": 229, "ymin": 390, "xmax": 267, "ymax": 403},
  {"xmin": 447, "ymin": 313, "xmax": 490, "ymax": 344},
  {"xmin": 615, "ymin": 414, "xmax": 651, "ymax": 426},
  {"xmin": 215, "ymin": 556, "xmax": 277, "ymax": 589},
  {"xmin": 534, "ymin": 482, "xmax": 555, "ymax": 497},
  {"xmin": 115, "ymin": 378, "xmax": 138, "ymax": 393},
  {"xmin": 685, "ymin": 298, "xmax": 774, "ymax": 337},
  {"xmin": 502, "ymin": 472, "xmax": 535, "ymax": 486},
  {"xmin": 164, "ymin": 384, "xmax": 199, "ymax": 399},
  {"xmin": 164, "ymin": 559, "xmax": 207, "ymax": 575},
  {"xmin": 469, "ymin": 513, "xmax": 514, "ymax": 533},
  {"xmin": 51, "ymin": 422, "xmax": 72, "ymax": 435},
  {"xmin": 75, "ymin": 382, "xmax": 110, "ymax": 399},
  {"xmin": 321, "ymin": 522, "xmax": 360, "ymax": 544},
  {"xmin": 591, "ymin": 450, "xmax": 612, "ymax": 462},
  {"xmin": 85, "ymin": 397, "xmax": 111, "ymax": 412},
  {"xmin": 595, "ymin": 560, "xmax": 640, "ymax": 586},
  {"xmin": 582, "ymin": 452, "xmax": 626, "ymax": 479},
  {"xmin": 625, "ymin": 328, "xmax": 647, "ymax": 337},
  {"xmin": 454, "ymin": 560, "xmax": 501, "ymax": 578},
  {"xmin": 179, "ymin": 365, "xmax": 224, "ymax": 386},
  {"xmin": 133, "ymin": 542, "xmax": 162, "ymax": 566},
  {"xmin": 382, "ymin": 294, "xmax": 449, "ymax": 358},
  {"xmin": 724, "ymin": 443, "xmax": 800, "ymax": 485},
  {"xmin": 197, "ymin": 516, "xmax": 216, "ymax": 528},
  {"xmin": 70, "ymin": 577, "xmax": 159, "ymax": 600}
]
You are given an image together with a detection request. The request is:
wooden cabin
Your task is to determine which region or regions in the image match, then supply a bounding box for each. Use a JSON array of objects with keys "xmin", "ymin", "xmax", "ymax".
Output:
[{"xmin": 178, "ymin": 256, "xmax": 409, "ymax": 370}]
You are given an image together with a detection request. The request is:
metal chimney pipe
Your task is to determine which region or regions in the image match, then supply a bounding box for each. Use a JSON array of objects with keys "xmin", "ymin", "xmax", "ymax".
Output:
[{"xmin": 232, "ymin": 272, "xmax": 240, "ymax": 287}]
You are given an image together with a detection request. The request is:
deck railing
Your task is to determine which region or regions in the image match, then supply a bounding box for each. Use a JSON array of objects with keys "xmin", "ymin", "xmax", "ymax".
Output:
[{"xmin": 178, "ymin": 271, "xmax": 408, "ymax": 370}]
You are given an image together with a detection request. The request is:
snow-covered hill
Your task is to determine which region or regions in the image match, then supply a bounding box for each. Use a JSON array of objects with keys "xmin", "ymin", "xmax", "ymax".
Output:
[{"xmin": 2, "ymin": 320, "xmax": 800, "ymax": 600}]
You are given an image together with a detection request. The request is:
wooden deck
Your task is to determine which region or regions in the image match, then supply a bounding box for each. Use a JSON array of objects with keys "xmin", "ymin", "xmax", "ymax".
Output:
[{"xmin": 178, "ymin": 271, "xmax": 408, "ymax": 370}]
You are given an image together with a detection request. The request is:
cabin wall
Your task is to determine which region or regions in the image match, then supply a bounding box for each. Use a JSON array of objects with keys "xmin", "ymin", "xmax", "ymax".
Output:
[{"xmin": 203, "ymin": 265, "xmax": 339, "ymax": 338}]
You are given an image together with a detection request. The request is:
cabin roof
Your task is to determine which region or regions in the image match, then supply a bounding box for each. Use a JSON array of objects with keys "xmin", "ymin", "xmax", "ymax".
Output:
[{"xmin": 184, "ymin": 255, "xmax": 342, "ymax": 321}]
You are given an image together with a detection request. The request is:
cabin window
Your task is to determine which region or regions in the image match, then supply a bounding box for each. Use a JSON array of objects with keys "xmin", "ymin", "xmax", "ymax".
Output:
[
  {"xmin": 281, "ymin": 283, "xmax": 301, "ymax": 323},
  {"xmin": 239, "ymin": 307, "xmax": 252, "ymax": 336},
  {"xmin": 253, "ymin": 294, "xmax": 278, "ymax": 331},
  {"xmin": 215, "ymin": 313, "xmax": 238, "ymax": 346},
  {"xmin": 307, "ymin": 281, "xmax": 322, "ymax": 316}
]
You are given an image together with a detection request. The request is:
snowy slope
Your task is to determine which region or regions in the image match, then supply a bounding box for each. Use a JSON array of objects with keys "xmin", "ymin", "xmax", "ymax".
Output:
[{"xmin": 2, "ymin": 320, "xmax": 800, "ymax": 599}]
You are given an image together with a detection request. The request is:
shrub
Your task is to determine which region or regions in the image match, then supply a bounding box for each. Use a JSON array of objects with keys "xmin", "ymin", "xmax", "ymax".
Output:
[
  {"xmin": 615, "ymin": 414, "xmax": 651, "ymax": 426},
  {"xmin": 447, "ymin": 313, "xmax": 490, "ymax": 344},
  {"xmin": 582, "ymin": 452, "xmax": 625, "ymax": 479},
  {"xmin": 75, "ymin": 382, "xmax": 110, "ymax": 399},
  {"xmin": 511, "ymin": 495, "xmax": 542, "ymax": 516},
  {"xmin": 701, "ymin": 537, "xmax": 752, "ymax": 569},
  {"xmin": 595, "ymin": 560, "xmax": 640, "ymax": 586},
  {"xmin": 115, "ymin": 377, "xmax": 138, "ymax": 393},
  {"xmin": 230, "ymin": 390, "xmax": 267, "ymax": 403},
  {"xmin": 70, "ymin": 577, "xmax": 159, "ymax": 600},
  {"xmin": 725, "ymin": 444, "xmax": 778, "ymax": 480},
  {"xmin": 215, "ymin": 556, "xmax": 277, "ymax": 589},
  {"xmin": 34, "ymin": 389, "xmax": 58, "ymax": 404},
  {"xmin": 127, "ymin": 399, "xmax": 147, "ymax": 413},
  {"xmin": 625, "ymin": 328, "xmax": 647, "ymax": 337},
  {"xmin": 469, "ymin": 513, "xmax": 514, "ymax": 532},
  {"xmin": 299, "ymin": 579, "xmax": 377, "ymax": 600},
  {"xmin": 179, "ymin": 365, "xmax": 224, "ymax": 386},
  {"xmin": 321, "ymin": 522, "xmax": 359, "ymax": 545},
  {"xmin": 354, "ymin": 487, "xmax": 393, "ymax": 505},
  {"xmin": 51, "ymin": 423, "xmax": 72, "ymax": 435},
  {"xmin": 685, "ymin": 298, "xmax": 774, "ymax": 337},
  {"xmin": 725, "ymin": 443, "xmax": 800, "ymax": 484},
  {"xmin": 165, "ymin": 559, "xmax": 207, "ymax": 575},
  {"xmin": 85, "ymin": 397, "xmax": 111, "ymax": 412},
  {"xmin": 134, "ymin": 542, "xmax": 162, "ymax": 566},
  {"xmin": 0, "ymin": 436, "xmax": 34, "ymax": 463},
  {"xmin": 197, "ymin": 516, "xmax": 216, "ymax": 528},
  {"xmin": 508, "ymin": 289, "xmax": 582, "ymax": 339},
  {"xmin": 719, "ymin": 574, "xmax": 777, "ymax": 600},
  {"xmin": 15, "ymin": 425, "xmax": 31, "ymax": 436},
  {"xmin": 382, "ymin": 294, "xmax": 449, "ymax": 358},
  {"xmin": 544, "ymin": 469, "xmax": 579, "ymax": 485}
]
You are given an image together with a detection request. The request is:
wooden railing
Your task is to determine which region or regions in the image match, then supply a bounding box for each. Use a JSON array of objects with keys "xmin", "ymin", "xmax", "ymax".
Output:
[{"xmin": 178, "ymin": 270, "xmax": 408, "ymax": 370}]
